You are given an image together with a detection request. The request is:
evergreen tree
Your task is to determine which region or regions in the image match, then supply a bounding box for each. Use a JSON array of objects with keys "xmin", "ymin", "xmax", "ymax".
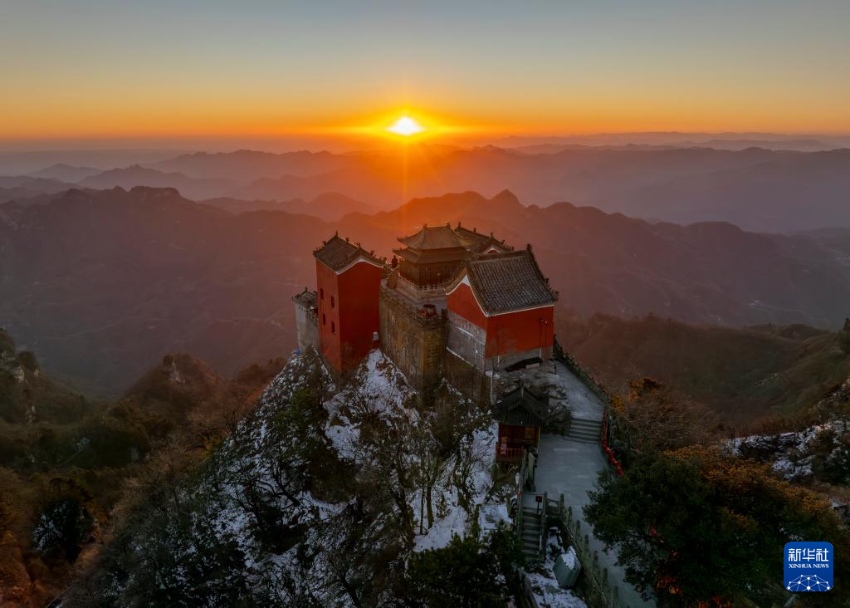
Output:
[
  {"xmin": 585, "ymin": 447, "xmax": 850, "ymax": 607},
  {"xmin": 405, "ymin": 527, "xmax": 523, "ymax": 608}
]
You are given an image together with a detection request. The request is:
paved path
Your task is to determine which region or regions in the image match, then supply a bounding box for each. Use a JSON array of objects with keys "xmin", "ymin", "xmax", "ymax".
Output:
[{"xmin": 522, "ymin": 362, "xmax": 654, "ymax": 608}]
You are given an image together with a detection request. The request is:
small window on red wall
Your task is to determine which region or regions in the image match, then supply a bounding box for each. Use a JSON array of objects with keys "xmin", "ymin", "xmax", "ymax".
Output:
[
  {"xmin": 320, "ymin": 288, "xmax": 324, "ymax": 300},
  {"xmin": 322, "ymin": 313, "xmax": 326, "ymax": 325},
  {"xmin": 331, "ymin": 295, "xmax": 335, "ymax": 309},
  {"xmin": 331, "ymin": 321, "xmax": 336, "ymax": 334}
]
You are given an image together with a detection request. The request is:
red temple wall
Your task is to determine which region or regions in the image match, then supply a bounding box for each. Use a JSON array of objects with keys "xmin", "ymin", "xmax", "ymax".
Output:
[
  {"xmin": 485, "ymin": 306, "xmax": 554, "ymax": 357},
  {"xmin": 316, "ymin": 260, "xmax": 342, "ymax": 371},
  {"xmin": 337, "ymin": 261, "xmax": 382, "ymax": 368},
  {"xmin": 447, "ymin": 281, "xmax": 554, "ymax": 358}
]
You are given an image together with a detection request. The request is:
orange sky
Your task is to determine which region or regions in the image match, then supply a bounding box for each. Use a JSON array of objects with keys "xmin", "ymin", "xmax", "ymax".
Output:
[{"xmin": 2, "ymin": 2, "xmax": 850, "ymax": 143}]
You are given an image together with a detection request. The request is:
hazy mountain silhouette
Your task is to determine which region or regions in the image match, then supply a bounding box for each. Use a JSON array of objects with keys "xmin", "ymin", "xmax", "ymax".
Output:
[
  {"xmin": 7, "ymin": 145, "xmax": 850, "ymax": 231},
  {"xmin": 30, "ymin": 163, "xmax": 101, "ymax": 182},
  {"xmin": 0, "ymin": 175, "xmax": 76, "ymax": 203},
  {"xmin": 627, "ymin": 149, "xmax": 850, "ymax": 231},
  {"xmin": 0, "ymin": 149, "xmax": 183, "ymax": 175},
  {"xmin": 78, "ymin": 165, "xmax": 240, "ymax": 201},
  {"xmin": 493, "ymin": 132, "xmax": 850, "ymax": 149},
  {"xmin": 200, "ymin": 192, "xmax": 374, "ymax": 221},
  {"xmin": 142, "ymin": 146, "xmax": 850, "ymax": 231},
  {"xmin": 151, "ymin": 149, "xmax": 347, "ymax": 181},
  {"xmin": 3, "ymin": 186, "xmax": 850, "ymax": 393},
  {"xmin": 340, "ymin": 190, "xmax": 850, "ymax": 327},
  {"xmin": 0, "ymin": 187, "xmax": 322, "ymax": 392}
]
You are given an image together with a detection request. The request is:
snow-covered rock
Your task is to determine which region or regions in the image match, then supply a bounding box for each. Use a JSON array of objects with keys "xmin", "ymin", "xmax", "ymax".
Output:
[{"xmin": 88, "ymin": 348, "xmax": 514, "ymax": 606}]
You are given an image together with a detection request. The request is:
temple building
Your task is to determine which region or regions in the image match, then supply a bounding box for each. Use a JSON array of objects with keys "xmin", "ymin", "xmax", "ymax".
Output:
[
  {"xmin": 492, "ymin": 382, "xmax": 548, "ymax": 465},
  {"xmin": 390, "ymin": 223, "xmax": 511, "ymax": 307},
  {"xmin": 302, "ymin": 233, "xmax": 384, "ymax": 372},
  {"xmin": 293, "ymin": 224, "xmax": 558, "ymax": 399},
  {"xmin": 446, "ymin": 248, "xmax": 557, "ymax": 372}
]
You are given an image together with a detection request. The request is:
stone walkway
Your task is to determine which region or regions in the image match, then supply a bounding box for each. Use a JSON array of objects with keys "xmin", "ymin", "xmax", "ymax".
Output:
[{"xmin": 522, "ymin": 362, "xmax": 655, "ymax": 608}]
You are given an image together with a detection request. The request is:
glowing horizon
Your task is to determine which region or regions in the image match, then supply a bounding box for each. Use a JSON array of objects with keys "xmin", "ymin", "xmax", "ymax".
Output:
[
  {"xmin": 386, "ymin": 116, "xmax": 425, "ymax": 137},
  {"xmin": 2, "ymin": 2, "xmax": 849, "ymax": 142}
]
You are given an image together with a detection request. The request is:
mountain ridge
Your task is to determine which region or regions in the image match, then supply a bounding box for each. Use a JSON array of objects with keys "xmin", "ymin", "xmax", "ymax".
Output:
[
  {"xmin": 3, "ymin": 186, "xmax": 850, "ymax": 394},
  {"xmin": 5, "ymin": 146, "xmax": 850, "ymax": 231}
]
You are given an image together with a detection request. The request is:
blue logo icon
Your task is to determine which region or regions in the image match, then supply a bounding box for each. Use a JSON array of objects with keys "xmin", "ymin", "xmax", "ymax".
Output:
[{"xmin": 784, "ymin": 542, "xmax": 833, "ymax": 592}]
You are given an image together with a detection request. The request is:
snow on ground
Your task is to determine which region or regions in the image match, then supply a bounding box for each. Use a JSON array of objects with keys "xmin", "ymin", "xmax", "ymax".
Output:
[
  {"xmin": 324, "ymin": 416, "xmax": 360, "ymax": 461},
  {"xmin": 726, "ymin": 419, "xmax": 850, "ymax": 481},
  {"xmin": 478, "ymin": 502, "xmax": 510, "ymax": 534},
  {"xmin": 413, "ymin": 420, "xmax": 503, "ymax": 552},
  {"xmin": 525, "ymin": 532, "xmax": 588, "ymax": 608},
  {"xmin": 140, "ymin": 348, "xmax": 521, "ymax": 603},
  {"xmin": 359, "ymin": 349, "xmax": 413, "ymax": 411},
  {"xmin": 323, "ymin": 350, "xmax": 417, "ymax": 463},
  {"xmin": 317, "ymin": 349, "xmax": 508, "ymax": 555},
  {"xmin": 412, "ymin": 487, "xmax": 469, "ymax": 552},
  {"xmin": 198, "ymin": 352, "xmax": 354, "ymax": 599}
]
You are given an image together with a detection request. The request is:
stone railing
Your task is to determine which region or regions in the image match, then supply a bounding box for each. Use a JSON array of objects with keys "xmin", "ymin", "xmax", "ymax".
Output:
[
  {"xmin": 553, "ymin": 336, "xmax": 625, "ymax": 473},
  {"xmin": 553, "ymin": 335, "xmax": 611, "ymax": 406},
  {"xmin": 393, "ymin": 272, "xmax": 450, "ymax": 302},
  {"xmin": 551, "ymin": 496, "xmax": 633, "ymax": 608}
]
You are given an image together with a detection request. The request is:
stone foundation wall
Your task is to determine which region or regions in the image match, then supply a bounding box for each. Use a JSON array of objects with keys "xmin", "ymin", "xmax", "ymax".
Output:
[
  {"xmin": 379, "ymin": 286, "xmax": 447, "ymax": 390},
  {"xmin": 443, "ymin": 350, "xmax": 492, "ymax": 405}
]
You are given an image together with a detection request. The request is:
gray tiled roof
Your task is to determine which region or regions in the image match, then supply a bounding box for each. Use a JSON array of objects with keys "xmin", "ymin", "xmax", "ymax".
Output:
[
  {"xmin": 314, "ymin": 234, "xmax": 383, "ymax": 271},
  {"xmin": 493, "ymin": 383, "xmax": 548, "ymax": 427},
  {"xmin": 460, "ymin": 249, "xmax": 557, "ymax": 314},
  {"xmin": 454, "ymin": 225, "xmax": 512, "ymax": 253},
  {"xmin": 397, "ymin": 224, "xmax": 468, "ymax": 250}
]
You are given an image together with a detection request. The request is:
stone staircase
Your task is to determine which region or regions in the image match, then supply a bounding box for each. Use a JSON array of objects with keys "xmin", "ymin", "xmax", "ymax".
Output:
[
  {"xmin": 569, "ymin": 417, "xmax": 603, "ymax": 443},
  {"xmin": 519, "ymin": 506, "xmax": 543, "ymax": 561}
]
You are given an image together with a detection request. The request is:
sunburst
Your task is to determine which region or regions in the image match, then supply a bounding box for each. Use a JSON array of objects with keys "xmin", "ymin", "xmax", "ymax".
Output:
[{"xmin": 386, "ymin": 115, "xmax": 425, "ymax": 137}]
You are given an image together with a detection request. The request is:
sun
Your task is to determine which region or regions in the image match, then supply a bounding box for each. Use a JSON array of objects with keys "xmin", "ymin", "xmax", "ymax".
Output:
[{"xmin": 386, "ymin": 115, "xmax": 425, "ymax": 137}]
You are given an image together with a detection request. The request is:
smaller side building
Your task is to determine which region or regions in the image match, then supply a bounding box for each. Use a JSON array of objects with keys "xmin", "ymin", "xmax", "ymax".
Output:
[
  {"xmin": 446, "ymin": 246, "xmax": 558, "ymax": 372},
  {"xmin": 493, "ymin": 382, "xmax": 548, "ymax": 465},
  {"xmin": 292, "ymin": 288, "xmax": 319, "ymax": 353},
  {"xmin": 313, "ymin": 234, "xmax": 385, "ymax": 372}
]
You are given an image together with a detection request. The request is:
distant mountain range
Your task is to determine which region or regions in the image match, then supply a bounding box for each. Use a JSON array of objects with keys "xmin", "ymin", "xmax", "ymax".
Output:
[
  {"xmin": 0, "ymin": 175, "xmax": 74, "ymax": 201},
  {"xmin": 30, "ymin": 163, "xmax": 102, "ymax": 182},
  {"xmin": 77, "ymin": 165, "xmax": 241, "ymax": 200},
  {"xmin": 4, "ymin": 145, "xmax": 850, "ymax": 232},
  {"xmin": 2, "ymin": 186, "xmax": 850, "ymax": 393},
  {"xmin": 494, "ymin": 131, "xmax": 850, "ymax": 150},
  {"xmin": 201, "ymin": 192, "xmax": 375, "ymax": 222},
  {"xmin": 558, "ymin": 315, "xmax": 847, "ymax": 424}
]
